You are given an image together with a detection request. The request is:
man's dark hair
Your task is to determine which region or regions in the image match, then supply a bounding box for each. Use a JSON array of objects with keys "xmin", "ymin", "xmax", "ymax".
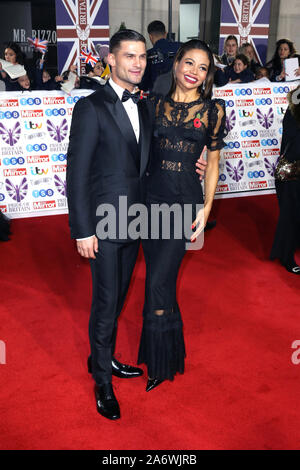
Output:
[
  {"xmin": 109, "ymin": 29, "xmax": 146, "ymax": 54},
  {"xmin": 147, "ymin": 21, "xmax": 166, "ymax": 36}
]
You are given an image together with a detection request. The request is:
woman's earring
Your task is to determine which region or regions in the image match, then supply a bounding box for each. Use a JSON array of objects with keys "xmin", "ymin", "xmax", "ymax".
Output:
[{"xmin": 202, "ymin": 80, "xmax": 206, "ymax": 90}]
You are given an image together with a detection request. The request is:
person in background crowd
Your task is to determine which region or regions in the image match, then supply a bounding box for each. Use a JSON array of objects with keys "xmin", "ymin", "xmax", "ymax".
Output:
[
  {"xmin": 255, "ymin": 66, "xmax": 270, "ymax": 80},
  {"xmin": 266, "ymin": 38, "xmax": 299, "ymax": 82},
  {"xmin": 34, "ymin": 58, "xmax": 60, "ymax": 90},
  {"xmin": 219, "ymin": 35, "xmax": 238, "ymax": 66},
  {"xmin": 0, "ymin": 212, "xmax": 11, "ymax": 242},
  {"xmin": 140, "ymin": 20, "xmax": 181, "ymax": 92},
  {"xmin": 239, "ymin": 42, "xmax": 260, "ymax": 75},
  {"xmin": 271, "ymin": 85, "xmax": 300, "ymax": 274},
  {"xmin": 0, "ymin": 42, "xmax": 31, "ymax": 91},
  {"xmin": 215, "ymin": 54, "xmax": 255, "ymax": 86}
]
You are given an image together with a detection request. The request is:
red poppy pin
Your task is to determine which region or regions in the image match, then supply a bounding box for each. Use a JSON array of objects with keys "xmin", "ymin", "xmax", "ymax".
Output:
[{"xmin": 193, "ymin": 113, "xmax": 202, "ymax": 128}]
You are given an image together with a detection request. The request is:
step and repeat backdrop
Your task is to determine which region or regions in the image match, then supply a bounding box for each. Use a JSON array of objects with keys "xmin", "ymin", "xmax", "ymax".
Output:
[{"xmin": 0, "ymin": 81, "xmax": 299, "ymax": 219}]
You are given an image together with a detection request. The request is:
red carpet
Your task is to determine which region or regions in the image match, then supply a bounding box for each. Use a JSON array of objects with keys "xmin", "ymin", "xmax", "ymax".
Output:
[{"xmin": 0, "ymin": 194, "xmax": 299, "ymax": 450}]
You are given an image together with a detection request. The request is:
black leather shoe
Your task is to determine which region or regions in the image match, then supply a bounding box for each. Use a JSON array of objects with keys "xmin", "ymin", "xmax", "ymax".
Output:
[
  {"xmin": 146, "ymin": 378, "xmax": 163, "ymax": 392},
  {"xmin": 88, "ymin": 356, "xmax": 143, "ymax": 378},
  {"xmin": 285, "ymin": 264, "xmax": 300, "ymax": 274},
  {"xmin": 95, "ymin": 383, "xmax": 120, "ymax": 420},
  {"xmin": 112, "ymin": 357, "xmax": 143, "ymax": 378}
]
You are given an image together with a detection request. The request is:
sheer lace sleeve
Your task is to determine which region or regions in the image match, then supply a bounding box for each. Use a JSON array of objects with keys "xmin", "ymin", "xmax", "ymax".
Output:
[{"xmin": 207, "ymin": 99, "xmax": 227, "ymax": 151}]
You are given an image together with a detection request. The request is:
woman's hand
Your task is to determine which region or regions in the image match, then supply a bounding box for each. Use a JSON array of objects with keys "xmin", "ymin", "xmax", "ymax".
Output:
[
  {"xmin": 295, "ymin": 67, "xmax": 300, "ymax": 77},
  {"xmin": 190, "ymin": 205, "xmax": 210, "ymax": 242}
]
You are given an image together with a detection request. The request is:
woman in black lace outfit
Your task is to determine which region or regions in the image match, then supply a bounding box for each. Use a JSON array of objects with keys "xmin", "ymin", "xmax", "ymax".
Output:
[
  {"xmin": 271, "ymin": 85, "xmax": 300, "ymax": 274},
  {"xmin": 138, "ymin": 40, "xmax": 227, "ymax": 391},
  {"xmin": 0, "ymin": 212, "xmax": 11, "ymax": 241}
]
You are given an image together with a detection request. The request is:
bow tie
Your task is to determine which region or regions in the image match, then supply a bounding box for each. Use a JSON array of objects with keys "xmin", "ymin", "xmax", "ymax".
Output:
[{"xmin": 122, "ymin": 89, "xmax": 140, "ymax": 104}]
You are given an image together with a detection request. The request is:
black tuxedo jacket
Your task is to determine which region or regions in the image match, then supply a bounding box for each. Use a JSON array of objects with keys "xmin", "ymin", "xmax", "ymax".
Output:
[{"xmin": 66, "ymin": 82, "xmax": 153, "ymax": 241}]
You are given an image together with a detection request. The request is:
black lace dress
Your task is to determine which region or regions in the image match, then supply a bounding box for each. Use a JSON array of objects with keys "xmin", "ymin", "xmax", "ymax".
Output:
[{"xmin": 138, "ymin": 95, "xmax": 227, "ymax": 380}]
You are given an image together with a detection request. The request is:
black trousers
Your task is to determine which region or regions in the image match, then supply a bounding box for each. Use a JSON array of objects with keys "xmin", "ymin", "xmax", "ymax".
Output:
[
  {"xmin": 271, "ymin": 180, "xmax": 300, "ymax": 266},
  {"xmin": 89, "ymin": 239, "xmax": 140, "ymax": 385}
]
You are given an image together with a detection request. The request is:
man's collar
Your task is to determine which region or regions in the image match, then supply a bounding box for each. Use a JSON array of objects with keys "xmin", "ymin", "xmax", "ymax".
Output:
[{"xmin": 109, "ymin": 78, "xmax": 139, "ymax": 101}]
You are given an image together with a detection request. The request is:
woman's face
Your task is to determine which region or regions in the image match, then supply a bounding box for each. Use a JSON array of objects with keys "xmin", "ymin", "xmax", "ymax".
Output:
[
  {"xmin": 4, "ymin": 47, "xmax": 17, "ymax": 64},
  {"xmin": 234, "ymin": 59, "xmax": 247, "ymax": 74},
  {"xmin": 278, "ymin": 43, "xmax": 290, "ymax": 60},
  {"xmin": 93, "ymin": 62, "xmax": 104, "ymax": 76},
  {"xmin": 174, "ymin": 49, "xmax": 209, "ymax": 92},
  {"xmin": 225, "ymin": 39, "xmax": 238, "ymax": 57},
  {"xmin": 245, "ymin": 45, "xmax": 255, "ymax": 61}
]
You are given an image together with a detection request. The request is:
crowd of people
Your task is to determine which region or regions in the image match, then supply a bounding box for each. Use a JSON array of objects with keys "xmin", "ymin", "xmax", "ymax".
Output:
[{"xmin": 1, "ymin": 33, "xmax": 300, "ymax": 94}]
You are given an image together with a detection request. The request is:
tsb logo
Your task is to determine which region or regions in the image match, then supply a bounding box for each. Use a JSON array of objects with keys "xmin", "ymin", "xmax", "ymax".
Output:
[
  {"xmin": 66, "ymin": 96, "xmax": 84, "ymax": 104},
  {"xmin": 273, "ymin": 86, "xmax": 290, "ymax": 94},
  {"xmin": 51, "ymin": 153, "xmax": 67, "ymax": 162},
  {"xmin": 247, "ymin": 170, "xmax": 265, "ymax": 178},
  {"xmin": 20, "ymin": 97, "xmax": 42, "ymax": 106},
  {"xmin": 45, "ymin": 108, "xmax": 66, "ymax": 117},
  {"xmin": 255, "ymin": 98, "xmax": 272, "ymax": 106},
  {"xmin": 26, "ymin": 143, "xmax": 48, "ymax": 152},
  {"xmin": 225, "ymin": 141, "xmax": 240, "ymax": 149},
  {"xmin": 3, "ymin": 157, "xmax": 25, "ymax": 166},
  {"xmin": 32, "ymin": 189, "xmax": 54, "ymax": 198},
  {"xmin": 225, "ymin": 100, "xmax": 234, "ymax": 107},
  {"xmin": 241, "ymin": 130, "xmax": 258, "ymax": 138},
  {"xmin": 0, "ymin": 111, "xmax": 19, "ymax": 119},
  {"xmin": 261, "ymin": 139, "xmax": 278, "ymax": 147},
  {"xmin": 234, "ymin": 88, "xmax": 252, "ymax": 96}
]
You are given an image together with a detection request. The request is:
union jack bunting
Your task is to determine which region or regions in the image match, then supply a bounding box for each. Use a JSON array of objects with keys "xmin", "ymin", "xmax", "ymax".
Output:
[
  {"xmin": 55, "ymin": 0, "xmax": 109, "ymax": 74},
  {"xmin": 27, "ymin": 37, "xmax": 48, "ymax": 53},
  {"xmin": 79, "ymin": 48, "xmax": 99, "ymax": 66},
  {"xmin": 219, "ymin": 0, "xmax": 272, "ymax": 65}
]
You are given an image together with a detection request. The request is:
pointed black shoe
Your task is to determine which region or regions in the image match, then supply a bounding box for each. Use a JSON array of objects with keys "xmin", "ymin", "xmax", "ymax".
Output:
[
  {"xmin": 146, "ymin": 378, "xmax": 163, "ymax": 392},
  {"xmin": 88, "ymin": 356, "xmax": 143, "ymax": 378},
  {"xmin": 95, "ymin": 383, "xmax": 120, "ymax": 420}
]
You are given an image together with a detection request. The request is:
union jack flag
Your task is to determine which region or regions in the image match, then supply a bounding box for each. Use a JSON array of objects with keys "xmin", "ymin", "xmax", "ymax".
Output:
[
  {"xmin": 219, "ymin": 0, "xmax": 272, "ymax": 65},
  {"xmin": 55, "ymin": 0, "xmax": 109, "ymax": 74},
  {"xmin": 27, "ymin": 37, "xmax": 48, "ymax": 53},
  {"xmin": 79, "ymin": 48, "xmax": 99, "ymax": 66}
]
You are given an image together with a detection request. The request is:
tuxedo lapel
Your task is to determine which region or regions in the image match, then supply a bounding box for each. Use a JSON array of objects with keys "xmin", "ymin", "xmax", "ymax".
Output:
[
  {"xmin": 138, "ymin": 99, "xmax": 152, "ymax": 176},
  {"xmin": 101, "ymin": 83, "xmax": 139, "ymax": 170}
]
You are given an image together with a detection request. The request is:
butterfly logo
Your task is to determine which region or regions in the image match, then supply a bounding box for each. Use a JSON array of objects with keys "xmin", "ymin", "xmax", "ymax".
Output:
[
  {"xmin": 5, "ymin": 178, "xmax": 28, "ymax": 202},
  {"xmin": 46, "ymin": 118, "xmax": 68, "ymax": 143},
  {"xmin": 256, "ymin": 108, "xmax": 274, "ymax": 129},
  {"xmin": 225, "ymin": 109, "xmax": 236, "ymax": 132},
  {"xmin": 264, "ymin": 157, "xmax": 279, "ymax": 177},
  {"xmin": 0, "ymin": 122, "xmax": 21, "ymax": 146},
  {"xmin": 54, "ymin": 174, "xmax": 67, "ymax": 196},
  {"xmin": 225, "ymin": 160, "xmax": 244, "ymax": 182}
]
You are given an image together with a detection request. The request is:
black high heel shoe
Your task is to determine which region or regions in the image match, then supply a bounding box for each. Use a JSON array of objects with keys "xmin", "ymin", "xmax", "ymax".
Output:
[{"xmin": 146, "ymin": 378, "xmax": 163, "ymax": 392}]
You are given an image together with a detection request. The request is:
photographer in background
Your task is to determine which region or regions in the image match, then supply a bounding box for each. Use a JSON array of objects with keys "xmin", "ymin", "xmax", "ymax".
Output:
[{"xmin": 140, "ymin": 20, "xmax": 181, "ymax": 92}]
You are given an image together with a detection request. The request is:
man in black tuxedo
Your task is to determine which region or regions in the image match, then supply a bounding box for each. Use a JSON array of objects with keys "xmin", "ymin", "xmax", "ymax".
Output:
[{"xmin": 66, "ymin": 30, "xmax": 152, "ymax": 420}]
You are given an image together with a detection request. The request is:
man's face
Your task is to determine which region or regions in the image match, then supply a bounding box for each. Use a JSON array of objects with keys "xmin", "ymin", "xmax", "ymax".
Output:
[{"xmin": 108, "ymin": 40, "xmax": 147, "ymax": 91}]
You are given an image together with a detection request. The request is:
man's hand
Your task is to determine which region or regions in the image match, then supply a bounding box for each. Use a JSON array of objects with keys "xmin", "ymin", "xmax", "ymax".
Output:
[
  {"xmin": 196, "ymin": 145, "xmax": 208, "ymax": 180},
  {"xmin": 76, "ymin": 235, "xmax": 98, "ymax": 259}
]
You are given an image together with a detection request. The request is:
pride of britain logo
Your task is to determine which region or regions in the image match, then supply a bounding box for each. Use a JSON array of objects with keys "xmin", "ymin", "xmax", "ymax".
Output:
[
  {"xmin": 225, "ymin": 160, "xmax": 244, "ymax": 182},
  {"xmin": 0, "ymin": 122, "xmax": 21, "ymax": 146},
  {"xmin": 226, "ymin": 110, "xmax": 236, "ymax": 132},
  {"xmin": 256, "ymin": 108, "xmax": 274, "ymax": 129},
  {"xmin": 5, "ymin": 178, "xmax": 28, "ymax": 202}
]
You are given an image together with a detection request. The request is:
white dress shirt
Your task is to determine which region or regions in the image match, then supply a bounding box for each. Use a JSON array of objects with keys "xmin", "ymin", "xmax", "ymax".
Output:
[{"xmin": 77, "ymin": 78, "xmax": 140, "ymax": 241}]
